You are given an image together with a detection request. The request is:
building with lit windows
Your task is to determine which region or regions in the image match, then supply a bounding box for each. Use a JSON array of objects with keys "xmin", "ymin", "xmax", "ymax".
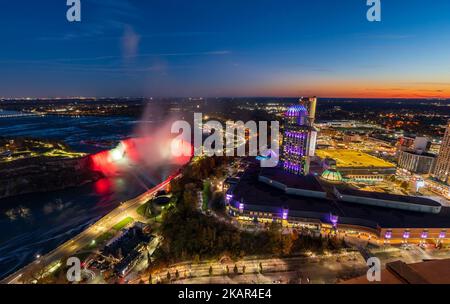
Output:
[
  {"xmin": 282, "ymin": 97, "xmax": 318, "ymax": 175},
  {"xmin": 225, "ymin": 164, "xmax": 449, "ymax": 245},
  {"xmin": 225, "ymin": 98, "xmax": 450, "ymax": 245},
  {"xmin": 398, "ymin": 150, "xmax": 436, "ymax": 174},
  {"xmin": 343, "ymin": 259, "xmax": 450, "ymax": 284},
  {"xmin": 434, "ymin": 122, "xmax": 450, "ymax": 184}
]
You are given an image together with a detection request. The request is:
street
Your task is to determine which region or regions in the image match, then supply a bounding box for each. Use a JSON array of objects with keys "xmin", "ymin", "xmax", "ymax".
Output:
[
  {"xmin": 142, "ymin": 252, "xmax": 367, "ymax": 284},
  {"xmin": 2, "ymin": 174, "xmax": 179, "ymax": 284}
]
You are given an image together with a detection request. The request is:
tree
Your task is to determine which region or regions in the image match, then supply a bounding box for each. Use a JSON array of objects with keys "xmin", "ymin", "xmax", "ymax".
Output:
[
  {"xmin": 282, "ymin": 234, "xmax": 294, "ymax": 256},
  {"xmin": 267, "ymin": 223, "xmax": 283, "ymax": 255},
  {"xmin": 183, "ymin": 184, "xmax": 198, "ymax": 209},
  {"xmin": 194, "ymin": 254, "xmax": 200, "ymax": 264},
  {"xmin": 147, "ymin": 254, "xmax": 153, "ymax": 270}
]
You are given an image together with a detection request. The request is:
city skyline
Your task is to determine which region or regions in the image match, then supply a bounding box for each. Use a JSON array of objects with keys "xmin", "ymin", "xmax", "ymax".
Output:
[
  {"xmin": 1, "ymin": 0, "xmax": 450, "ymax": 98},
  {"xmin": 2, "ymin": 1, "xmax": 450, "ymax": 289}
]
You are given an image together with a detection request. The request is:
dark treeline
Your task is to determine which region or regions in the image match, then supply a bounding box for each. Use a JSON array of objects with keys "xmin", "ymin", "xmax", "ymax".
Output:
[{"xmin": 155, "ymin": 156, "xmax": 346, "ymax": 264}]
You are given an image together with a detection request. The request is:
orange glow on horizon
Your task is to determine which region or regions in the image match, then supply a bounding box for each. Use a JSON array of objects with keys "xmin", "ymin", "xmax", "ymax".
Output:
[{"xmin": 242, "ymin": 79, "xmax": 450, "ymax": 99}]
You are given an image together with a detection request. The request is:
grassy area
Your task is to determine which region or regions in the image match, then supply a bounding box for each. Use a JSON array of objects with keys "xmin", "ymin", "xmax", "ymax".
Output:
[
  {"xmin": 316, "ymin": 149, "xmax": 395, "ymax": 168},
  {"xmin": 96, "ymin": 231, "xmax": 114, "ymax": 243},
  {"xmin": 137, "ymin": 203, "xmax": 149, "ymax": 217},
  {"xmin": 113, "ymin": 217, "xmax": 134, "ymax": 230},
  {"xmin": 154, "ymin": 214, "xmax": 164, "ymax": 223}
]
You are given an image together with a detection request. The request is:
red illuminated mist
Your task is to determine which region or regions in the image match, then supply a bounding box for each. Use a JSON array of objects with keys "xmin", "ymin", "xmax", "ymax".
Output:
[{"xmin": 89, "ymin": 106, "xmax": 192, "ymax": 177}]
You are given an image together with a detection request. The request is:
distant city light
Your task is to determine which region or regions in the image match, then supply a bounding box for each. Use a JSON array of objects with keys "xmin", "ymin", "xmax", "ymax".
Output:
[
  {"xmin": 282, "ymin": 208, "xmax": 289, "ymax": 220},
  {"xmin": 239, "ymin": 203, "xmax": 244, "ymax": 212},
  {"xmin": 330, "ymin": 214, "xmax": 339, "ymax": 228}
]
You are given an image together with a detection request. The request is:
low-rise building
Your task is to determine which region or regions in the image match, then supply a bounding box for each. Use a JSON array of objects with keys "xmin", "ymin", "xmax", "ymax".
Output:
[
  {"xmin": 225, "ymin": 166, "xmax": 449, "ymax": 245},
  {"xmin": 398, "ymin": 150, "xmax": 436, "ymax": 174},
  {"xmin": 433, "ymin": 122, "xmax": 450, "ymax": 184},
  {"xmin": 343, "ymin": 259, "xmax": 450, "ymax": 284},
  {"xmin": 315, "ymin": 149, "xmax": 396, "ymax": 182}
]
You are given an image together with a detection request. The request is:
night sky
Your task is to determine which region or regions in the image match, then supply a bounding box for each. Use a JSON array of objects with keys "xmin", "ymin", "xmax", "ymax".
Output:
[{"xmin": 1, "ymin": 0, "xmax": 450, "ymax": 98}]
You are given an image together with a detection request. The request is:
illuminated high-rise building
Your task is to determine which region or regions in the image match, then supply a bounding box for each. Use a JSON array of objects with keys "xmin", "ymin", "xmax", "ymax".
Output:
[
  {"xmin": 299, "ymin": 96, "xmax": 317, "ymax": 125},
  {"xmin": 282, "ymin": 97, "xmax": 318, "ymax": 175},
  {"xmin": 433, "ymin": 122, "xmax": 450, "ymax": 184}
]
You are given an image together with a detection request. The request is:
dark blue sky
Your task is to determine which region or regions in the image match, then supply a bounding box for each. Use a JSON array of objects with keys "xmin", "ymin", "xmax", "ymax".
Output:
[{"xmin": 1, "ymin": 0, "xmax": 450, "ymax": 98}]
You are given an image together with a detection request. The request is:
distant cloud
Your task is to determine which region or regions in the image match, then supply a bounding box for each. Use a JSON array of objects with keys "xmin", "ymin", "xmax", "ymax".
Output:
[
  {"xmin": 370, "ymin": 34, "xmax": 415, "ymax": 40},
  {"xmin": 0, "ymin": 50, "xmax": 231, "ymax": 67},
  {"xmin": 121, "ymin": 25, "xmax": 141, "ymax": 59},
  {"xmin": 355, "ymin": 33, "xmax": 416, "ymax": 40},
  {"xmin": 37, "ymin": 0, "xmax": 140, "ymax": 42},
  {"xmin": 37, "ymin": 31, "xmax": 217, "ymax": 42},
  {"xmin": 402, "ymin": 82, "xmax": 450, "ymax": 86}
]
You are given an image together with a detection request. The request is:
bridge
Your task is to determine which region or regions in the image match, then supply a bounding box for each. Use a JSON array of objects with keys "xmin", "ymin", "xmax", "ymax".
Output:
[{"xmin": 0, "ymin": 111, "xmax": 43, "ymax": 118}]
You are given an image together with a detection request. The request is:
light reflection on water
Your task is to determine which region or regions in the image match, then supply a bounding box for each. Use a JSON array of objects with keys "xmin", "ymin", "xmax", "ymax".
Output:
[
  {"xmin": 0, "ymin": 115, "xmax": 164, "ymax": 280},
  {"xmin": 0, "ymin": 172, "xmax": 159, "ymax": 280}
]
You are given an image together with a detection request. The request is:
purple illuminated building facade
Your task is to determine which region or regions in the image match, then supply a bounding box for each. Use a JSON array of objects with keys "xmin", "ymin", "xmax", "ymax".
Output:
[{"xmin": 282, "ymin": 97, "xmax": 318, "ymax": 175}]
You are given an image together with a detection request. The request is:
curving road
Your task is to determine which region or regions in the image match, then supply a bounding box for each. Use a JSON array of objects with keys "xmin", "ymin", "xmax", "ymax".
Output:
[{"xmin": 2, "ymin": 174, "xmax": 180, "ymax": 284}]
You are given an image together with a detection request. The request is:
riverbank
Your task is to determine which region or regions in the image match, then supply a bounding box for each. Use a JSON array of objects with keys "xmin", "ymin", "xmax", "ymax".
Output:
[
  {"xmin": 1, "ymin": 174, "xmax": 178, "ymax": 284},
  {"xmin": 0, "ymin": 155, "xmax": 103, "ymax": 200}
]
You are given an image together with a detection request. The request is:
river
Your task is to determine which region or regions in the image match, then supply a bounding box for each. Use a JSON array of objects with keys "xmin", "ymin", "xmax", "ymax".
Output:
[{"xmin": 0, "ymin": 114, "xmax": 167, "ymax": 279}]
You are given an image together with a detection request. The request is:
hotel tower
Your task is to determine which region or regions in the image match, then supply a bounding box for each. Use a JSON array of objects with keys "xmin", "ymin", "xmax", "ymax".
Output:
[
  {"xmin": 434, "ymin": 121, "xmax": 450, "ymax": 184},
  {"xmin": 282, "ymin": 97, "xmax": 318, "ymax": 175}
]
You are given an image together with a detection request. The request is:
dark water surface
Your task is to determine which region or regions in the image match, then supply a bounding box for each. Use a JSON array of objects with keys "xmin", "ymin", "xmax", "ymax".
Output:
[{"xmin": 0, "ymin": 115, "xmax": 162, "ymax": 279}]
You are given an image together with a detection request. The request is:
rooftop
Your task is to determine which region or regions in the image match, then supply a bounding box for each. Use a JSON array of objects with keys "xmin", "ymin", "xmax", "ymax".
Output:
[
  {"xmin": 343, "ymin": 259, "xmax": 450, "ymax": 284},
  {"xmin": 336, "ymin": 187, "xmax": 442, "ymax": 207},
  {"xmin": 233, "ymin": 167, "xmax": 336, "ymax": 215},
  {"xmin": 260, "ymin": 167, "xmax": 325, "ymax": 192},
  {"xmin": 400, "ymin": 150, "xmax": 436, "ymax": 158},
  {"xmin": 229, "ymin": 166, "xmax": 450, "ymax": 229},
  {"xmin": 285, "ymin": 104, "xmax": 308, "ymax": 117},
  {"xmin": 316, "ymin": 149, "xmax": 395, "ymax": 169}
]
